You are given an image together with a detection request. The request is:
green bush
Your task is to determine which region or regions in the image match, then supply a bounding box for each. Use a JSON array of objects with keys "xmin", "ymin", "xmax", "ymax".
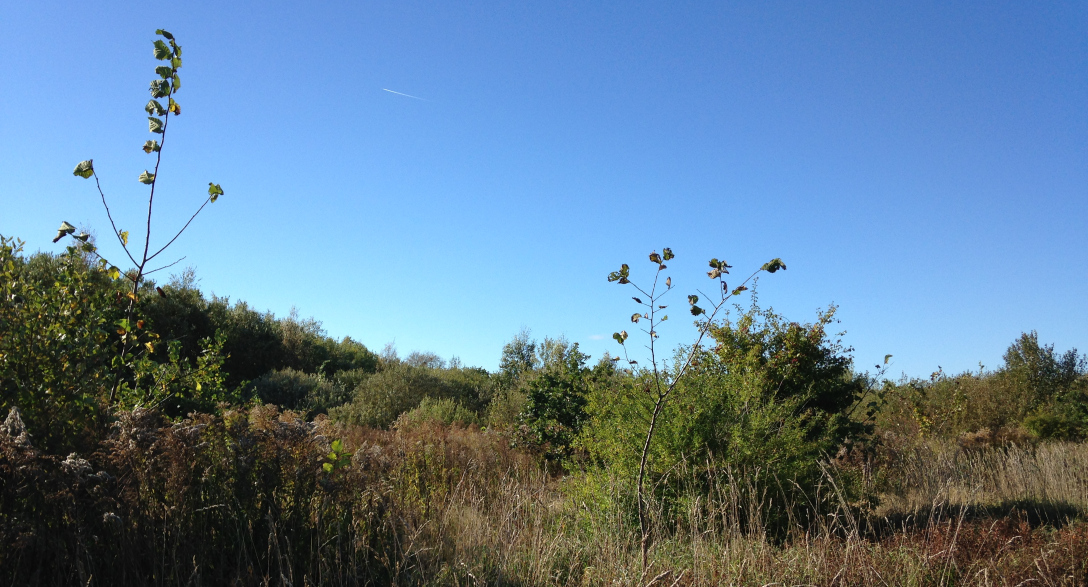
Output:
[
  {"xmin": 0, "ymin": 238, "xmax": 121, "ymax": 452},
  {"xmin": 872, "ymin": 332, "xmax": 1087, "ymax": 442},
  {"xmin": 513, "ymin": 343, "xmax": 595, "ymax": 460},
  {"xmin": 330, "ymin": 361, "xmax": 493, "ymax": 429},
  {"xmin": 581, "ymin": 304, "xmax": 867, "ymax": 534},
  {"xmin": 246, "ymin": 368, "xmax": 350, "ymax": 417},
  {"xmin": 396, "ymin": 396, "xmax": 480, "ymax": 428}
]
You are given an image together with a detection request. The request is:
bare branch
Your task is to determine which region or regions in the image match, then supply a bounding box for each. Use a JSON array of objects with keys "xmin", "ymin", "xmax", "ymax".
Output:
[
  {"xmin": 92, "ymin": 171, "xmax": 139, "ymax": 267},
  {"xmin": 144, "ymin": 255, "xmax": 187, "ymax": 276},
  {"xmin": 146, "ymin": 197, "xmax": 210, "ymax": 263}
]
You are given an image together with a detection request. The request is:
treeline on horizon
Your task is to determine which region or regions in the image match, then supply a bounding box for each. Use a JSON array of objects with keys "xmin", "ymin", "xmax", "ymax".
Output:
[
  {"xmin": 5, "ymin": 238, "xmax": 1085, "ymax": 453},
  {"xmin": 3, "ymin": 237, "xmax": 1088, "ymax": 585}
]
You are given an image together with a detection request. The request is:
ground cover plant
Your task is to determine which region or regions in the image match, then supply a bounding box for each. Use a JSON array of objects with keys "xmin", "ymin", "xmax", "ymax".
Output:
[{"xmin": 2, "ymin": 31, "xmax": 1088, "ymax": 586}]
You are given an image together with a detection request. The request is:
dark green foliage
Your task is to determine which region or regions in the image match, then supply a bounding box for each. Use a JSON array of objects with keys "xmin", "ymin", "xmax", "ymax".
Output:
[
  {"xmin": 246, "ymin": 368, "xmax": 350, "ymax": 417},
  {"xmin": 1007, "ymin": 332, "xmax": 1087, "ymax": 440},
  {"xmin": 141, "ymin": 279, "xmax": 380, "ymax": 389},
  {"xmin": 0, "ymin": 240, "xmax": 241, "ymax": 449},
  {"xmin": 682, "ymin": 305, "xmax": 866, "ymax": 480},
  {"xmin": 513, "ymin": 342, "xmax": 596, "ymax": 460}
]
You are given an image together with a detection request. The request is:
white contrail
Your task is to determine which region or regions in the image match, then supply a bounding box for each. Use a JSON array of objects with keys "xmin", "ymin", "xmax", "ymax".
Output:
[{"xmin": 382, "ymin": 88, "xmax": 426, "ymax": 101}]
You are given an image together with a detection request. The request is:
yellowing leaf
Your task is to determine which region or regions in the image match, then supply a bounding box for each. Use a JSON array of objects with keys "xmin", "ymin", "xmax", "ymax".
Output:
[{"xmin": 72, "ymin": 160, "xmax": 94, "ymax": 178}]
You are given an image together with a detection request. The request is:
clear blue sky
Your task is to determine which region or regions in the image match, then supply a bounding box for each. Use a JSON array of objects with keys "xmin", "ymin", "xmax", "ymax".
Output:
[{"xmin": 2, "ymin": 1, "xmax": 1085, "ymax": 378}]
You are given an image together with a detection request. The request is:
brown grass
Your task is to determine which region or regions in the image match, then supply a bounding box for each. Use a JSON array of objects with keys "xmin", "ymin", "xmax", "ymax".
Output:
[{"xmin": 2, "ymin": 406, "xmax": 1087, "ymax": 586}]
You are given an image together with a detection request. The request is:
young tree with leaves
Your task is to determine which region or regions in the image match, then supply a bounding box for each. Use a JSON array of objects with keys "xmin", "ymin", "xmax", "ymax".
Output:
[
  {"xmin": 56, "ymin": 30, "xmax": 225, "ymax": 408},
  {"xmin": 606, "ymin": 248, "xmax": 786, "ymax": 571}
]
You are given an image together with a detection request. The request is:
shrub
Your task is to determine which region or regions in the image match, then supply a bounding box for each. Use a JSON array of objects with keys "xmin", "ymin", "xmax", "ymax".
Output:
[
  {"xmin": 582, "ymin": 304, "xmax": 868, "ymax": 536},
  {"xmin": 395, "ymin": 397, "xmax": 480, "ymax": 428},
  {"xmin": 514, "ymin": 343, "xmax": 592, "ymax": 460},
  {"xmin": 331, "ymin": 361, "xmax": 492, "ymax": 429},
  {"xmin": 0, "ymin": 239, "xmax": 121, "ymax": 452},
  {"xmin": 246, "ymin": 368, "xmax": 350, "ymax": 416}
]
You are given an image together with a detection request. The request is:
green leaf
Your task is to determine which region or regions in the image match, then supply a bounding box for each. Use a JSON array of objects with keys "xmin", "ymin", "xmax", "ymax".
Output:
[
  {"xmin": 153, "ymin": 40, "xmax": 171, "ymax": 60},
  {"xmin": 155, "ymin": 65, "xmax": 173, "ymax": 79},
  {"xmin": 148, "ymin": 117, "xmax": 165, "ymax": 133},
  {"xmin": 171, "ymin": 74, "xmax": 181, "ymax": 92},
  {"xmin": 142, "ymin": 140, "xmax": 160, "ymax": 153},
  {"xmin": 612, "ymin": 332, "xmax": 626, "ymax": 345},
  {"xmin": 208, "ymin": 183, "xmax": 224, "ymax": 203},
  {"xmin": 171, "ymin": 56, "xmax": 182, "ymax": 69},
  {"xmin": 761, "ymin": 258, "xmax": 787, "ymax": 273},
  {"xmin": 173, "ymin": 44, "xmax": 182, "ymax": 58},
  {"xmin": 630, "ymin": 313, "xmax": 641, "ymax": 323},
  {"xmin": 155, "ymin": 29, "xmax": 174, "ymax": 40},
  {"xmin": 649, "ymin": 251, "xmax": 662, "ymax": 264},
  {"xmin": 73, "ymin": 232, "xmax": 90, "ymax": 243},
  {"xmin": 662, "ymin": 247, "xmax": 674, "ymax": 261},
  {"xmin": 730, "ymin": 285, "xmax": 748, "ymax": 296},
  {"xmin": 119, "ymin": 230, "xmax": 129, "ymax": 246},
  {"xmin": 138, "ymin": 170, "xmax": 156, "ymax": 184},
  {"xmin": 607, "ymin": 263, "xmax": 631, "ymax": 284},
  {"xmin": 52, "ymin": 221, "xmax": 77, "ymax": 243},
  {"xmin": 687, "ymin": 295, "xmax": 699, "ymax": 306},
  {"xmin": 145, "ymin": 99, "xmax": 165, "ymax": 115},
  {"xmin": 331, "ymin": 439, "xmax": 344, "ymax": 452},
  {"xmin": 690, "ymin": 305, "xmax": 704, "ymax": 316},
  {"xmin": 149, "ymin": 79, "xmax": 170, "ymax": 98},
  {"xmin": 884, "ymin": 354, "xmax": 893, "ymax": 365},
  {"xmin": 72, "ymin": 159, "xmax": 94, "ymax": 178},
  {"xmin": 108, "ymin": 267, "xmax": 121, "ymax": 280},
  {"xmin": 322, "ymin": 462, "xmax": 333, "ymax": 473}
]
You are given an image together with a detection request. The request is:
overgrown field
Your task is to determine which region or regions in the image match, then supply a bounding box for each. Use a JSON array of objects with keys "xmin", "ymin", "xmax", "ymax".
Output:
[{"xmin": 2, "ymin": 240, "xmax": 1087, "ymax": 586}]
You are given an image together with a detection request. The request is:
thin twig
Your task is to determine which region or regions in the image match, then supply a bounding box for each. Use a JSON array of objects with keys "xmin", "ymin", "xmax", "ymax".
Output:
[{"xmin": 144, "ymin": 256, "xmax": 187, "ymax": 276}]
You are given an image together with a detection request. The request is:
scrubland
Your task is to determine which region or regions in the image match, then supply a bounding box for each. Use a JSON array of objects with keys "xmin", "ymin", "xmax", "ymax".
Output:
[{"xmin": 2, "ymin": 240, "xmax": 1087, "ymax": 586}]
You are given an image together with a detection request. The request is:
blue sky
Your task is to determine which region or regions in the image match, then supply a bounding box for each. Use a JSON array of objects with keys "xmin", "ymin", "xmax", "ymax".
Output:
[{"xmin": 2, "ymin": 1, "xmax": 1085, "ymax": 377}]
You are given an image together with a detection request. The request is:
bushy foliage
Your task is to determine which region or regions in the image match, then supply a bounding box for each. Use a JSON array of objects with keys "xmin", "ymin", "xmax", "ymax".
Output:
[
  {"xmin": 330, "ymin": 360, "xmax": 494, "ymax": 429},
  {"xmin": 395, "ymin": 396, "xmax": 480, "ymax": 428},
  {"xmin": 513, "ymin": 343, "xmax": 592, "ymax": 459},
  {"xmin": 873, "ymin": 332, "xmax": 1087, "ymax": 443},
  {"xmin": 142, "ymin": 282, "xmax": 380, "ymax": 388},
  {"xmin": 246, "ymin": 368, "xmax": 350, "ymax": 417},
  {"xmin": 582, "ymin": 304, "xmax": 867, "ymax": 533},
  {"xmin": 0, "ymin": 238, "xmax": 121, "ymax": 452},
  {"xmin": 0, "ymin": 240, "xmax": 233, "ymax": 449}
]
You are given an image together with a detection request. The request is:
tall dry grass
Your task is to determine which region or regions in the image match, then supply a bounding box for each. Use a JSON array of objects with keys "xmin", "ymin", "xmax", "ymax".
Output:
[
  {"xmin": 3, "ymin": 406, "xmax": 1087, "ymax": 586},
  {"xmin": 876, "ymin": 438, "xmax": 1088, "ymax": 519}
]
